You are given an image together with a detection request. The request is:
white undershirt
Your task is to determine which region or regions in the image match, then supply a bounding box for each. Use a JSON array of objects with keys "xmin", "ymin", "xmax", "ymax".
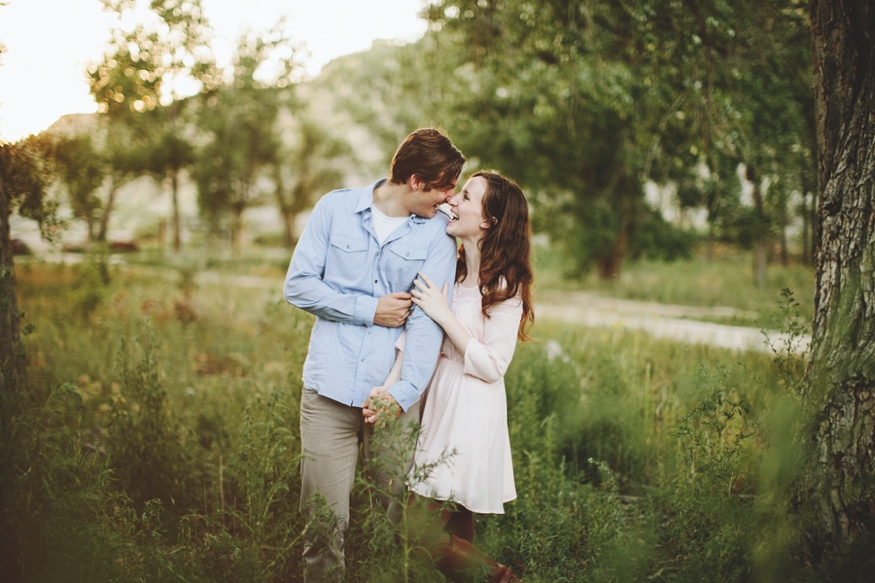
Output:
[{"xmin": 371, "ymin": 204, "xmax": 409, "ymax": 245}]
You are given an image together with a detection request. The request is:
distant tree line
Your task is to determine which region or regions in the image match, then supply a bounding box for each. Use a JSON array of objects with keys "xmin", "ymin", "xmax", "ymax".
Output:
[{"xmin": 3, "ymin": 0, "xmax": 350, "ymax": 256}]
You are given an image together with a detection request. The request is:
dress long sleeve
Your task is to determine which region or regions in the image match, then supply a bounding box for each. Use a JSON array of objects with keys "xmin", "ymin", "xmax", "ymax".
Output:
[{"xmin": 462, "ymin": 298, "xmax": 523, "ymax": 383}]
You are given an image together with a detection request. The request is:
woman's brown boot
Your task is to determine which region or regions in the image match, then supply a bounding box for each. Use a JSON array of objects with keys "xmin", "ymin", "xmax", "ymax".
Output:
[{"xmin": 432, "ymin": 534, "xmax": 521, "ymax": 582}]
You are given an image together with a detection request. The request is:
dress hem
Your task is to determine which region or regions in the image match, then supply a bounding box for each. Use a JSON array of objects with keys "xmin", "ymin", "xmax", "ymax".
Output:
[{"xmin": 407, "ymin": 484, "xmax": 516, "ymax": 515}]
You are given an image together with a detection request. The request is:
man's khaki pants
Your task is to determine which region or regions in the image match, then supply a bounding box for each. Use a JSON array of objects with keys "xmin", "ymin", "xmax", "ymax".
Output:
[{"xmin": 299, "ymin": 388, "xmax": 420, "ymax": 583}]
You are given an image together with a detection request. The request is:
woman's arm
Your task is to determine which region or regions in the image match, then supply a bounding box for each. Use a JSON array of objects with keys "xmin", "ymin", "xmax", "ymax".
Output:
[
  {"xmin": 412, "ymin": 271, "xmax": 523, "ymax": 383},
  {"xmin": 461, "ymin": 299, "xmax": 522, "ymax": 383}
]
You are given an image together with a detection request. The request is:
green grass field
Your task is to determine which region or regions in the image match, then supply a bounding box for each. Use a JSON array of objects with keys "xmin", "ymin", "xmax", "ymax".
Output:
[{"xmin": 4, "ymin": 253, "xmax": 821, "ymax": 582}]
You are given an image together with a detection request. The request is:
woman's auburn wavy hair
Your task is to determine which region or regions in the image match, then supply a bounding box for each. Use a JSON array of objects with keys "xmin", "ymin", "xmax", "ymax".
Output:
[{"xmin": 456, "ymin": 170, "xmax": 535, "ymax": 341}]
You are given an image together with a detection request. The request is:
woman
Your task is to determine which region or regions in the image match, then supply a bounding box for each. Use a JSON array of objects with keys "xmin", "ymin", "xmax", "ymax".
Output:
[{"xmin": 367, "ymin": 170, "xmax": 534, "ymax": 582}]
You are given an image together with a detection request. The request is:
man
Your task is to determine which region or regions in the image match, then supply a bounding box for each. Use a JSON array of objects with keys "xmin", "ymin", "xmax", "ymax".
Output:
[{"xmin": 284, "ymin": 128, "xmax": 465, "ymax": 582}]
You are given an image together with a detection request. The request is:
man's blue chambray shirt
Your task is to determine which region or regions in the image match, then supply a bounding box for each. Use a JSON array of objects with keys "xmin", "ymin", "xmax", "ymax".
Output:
[{"xmin": 284, "ymin": 180, "xmax": 457, "ymax": 412}]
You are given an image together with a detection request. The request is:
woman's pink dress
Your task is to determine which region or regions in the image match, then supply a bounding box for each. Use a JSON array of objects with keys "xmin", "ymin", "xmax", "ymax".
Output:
[{"xmin": 407, "ymin": 282, "xmax": 521, "ymax": 514}]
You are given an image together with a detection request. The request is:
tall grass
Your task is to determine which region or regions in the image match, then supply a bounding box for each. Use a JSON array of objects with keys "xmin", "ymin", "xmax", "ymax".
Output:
[{"xmin": 2, "ymin": 257, "xmax": 837, "ymax": 582}]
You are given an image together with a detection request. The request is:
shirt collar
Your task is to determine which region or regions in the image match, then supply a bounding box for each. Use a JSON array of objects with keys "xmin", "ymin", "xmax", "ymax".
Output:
[
  {"xmin": 354, "ymin": 179, "xmax": 426, "ymax": 223},
  {"xmin": 354, "ymin": 179, "xmax": 384, "ymax": 214}
]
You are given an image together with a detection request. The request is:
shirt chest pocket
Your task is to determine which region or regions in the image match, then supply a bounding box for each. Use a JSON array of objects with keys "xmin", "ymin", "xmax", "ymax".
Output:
[
  {"xmin": 327, "ymin": 235, "xmax": 369, "ymax": 282},
  {"xmin": 385, "ymin": 244, "xmax": 428, "ymax": 291}
]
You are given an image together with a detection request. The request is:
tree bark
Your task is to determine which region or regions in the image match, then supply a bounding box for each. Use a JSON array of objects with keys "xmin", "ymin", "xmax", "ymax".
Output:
[
  {"xmin": 272, "ymin": 164, "xmax": 295, "ymax": 248},
  {"xmin": 170, "ymin": 170, "xmax": 181, "ymax": 252},
  {"xmin": 597, "ymin": 227, "xmax": 627, "ymax": 281},
  {"xmin": 802, "ymin": 190, "xmax": 811, "ymax": 266},
  {"xmin": 597, "ymin": 165, "xmax": 633, "ymax": 281},
  {"xmin": 97, "ymin": 177, "xmax": 117, "ymax": 242},
  {"xmin": 230, "ymin": 203, "xmax": 244, "ymax": 256},
  {"xmin": 779, "ymin": 202, "xmax": 789, "ymax": 266},
  {"xmin": 85, "ymin": 212, "xmax": 97, "ymax": 242},
  {"xmin": 0, "ymin": 178, "xmax": 26, "ymax": 385},
  {"xmin": 804, "ymin": 0, "xmax": 875, "ymax": 548},
  {"xmin": 282, "ymin": 210, "xmax": 295, "ymax": 248},
  {"xmin": 747, "ymin": 165, "xmax": 769, "ymax": 287}
]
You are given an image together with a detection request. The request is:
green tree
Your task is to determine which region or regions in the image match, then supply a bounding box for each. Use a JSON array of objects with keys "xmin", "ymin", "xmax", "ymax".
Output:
[
  {"xmin": 0, "ymin": 133, "xmax": 58, "ymax": 380},
  {"xmin": 98, "ymin": 119, "xmax": 147, "ymax": 242},
  {"xmin": 193, "ymin": 26, "xmax": 300, "ymax": 251},
  {"xmin": 54, "ymin": 134, "xmax": 106, "ymax": 242},
  {"xmin": 0, "ymin": 133, "xmax": 60, "ymax": 583},
  {"xmin": 271, "ymin": 115, "xmax": 350, "ymax": 247},
  {"xmin": 88, "ymin": 0, "xmax": 215, "ymax": 251},
  {"xmin": 140, "ymin": 101, "xmax": 196, "ymax": 251},
  {"xmin": 416, "ymin": 0, "xmax": 815, "ymax": 282}
]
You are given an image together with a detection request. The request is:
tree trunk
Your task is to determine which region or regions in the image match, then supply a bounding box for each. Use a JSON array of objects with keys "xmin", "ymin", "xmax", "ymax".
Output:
[
  {"xmin": 779, "ymin": 202, "xmax": 789, "ymax": 266},
  {"xmin": 85, "ymin": 212, "xmax": 97, "ymax": 242},
  {"xmin": 230, "ymin": 205, "xmax": 244, "ymax": 256},
  {"xmin": 810, "ymin": 187, "xmax": 818, "ymax": 265},
  {"xmin": 0, "ymin": 178, "xmax": 26, "ymax": 385},
  {"xmin": 801, "ymin": 190, "xmax": 811, "ymax": 267},
  {"xmin": 97, "ymin": 177, "xmax": 117, "ymax": 242},
  {"xmin": 596, "ymin": 227, "xmax": 627, "ymax": 281},
  {"xmin": 272, "ymin": 164, "xmax": 295, "ymax": 248},
  {"xmin": 706, "ymin": 223, "xmax": 714, "ymax": 262},
  {"xmin": 597, "ymin": 165, "xmax": 633, "ymax": 281},
  {"xmin": 747, "ymin": 165, "xmax": 768, "ymax": 287},
  {"xmin": 170, "ymin": 170, "xmax": 181, "ymax": 252},
  {"xmin": 282, "ymin": 210, "xmax": 295, "ymax": 248},
  {"xmin": 802, "ymin": 0, "xmax": 875, "ymax": 551}
]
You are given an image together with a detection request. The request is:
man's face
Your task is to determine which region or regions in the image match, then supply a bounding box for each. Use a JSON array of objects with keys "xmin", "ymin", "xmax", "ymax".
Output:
[{"xmin": 408, "ymin": 181, "xmax": 457, "ymax": 218}]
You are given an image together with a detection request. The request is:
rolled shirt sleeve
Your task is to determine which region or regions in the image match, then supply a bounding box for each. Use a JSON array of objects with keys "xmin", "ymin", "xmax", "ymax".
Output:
[
  {"xmin": 386, "ymin": 232, "xmax": 457, "ymax": 412},
  {"xmin": 462, "ymin": 298, "xmax": 523, "ymax": 383}
]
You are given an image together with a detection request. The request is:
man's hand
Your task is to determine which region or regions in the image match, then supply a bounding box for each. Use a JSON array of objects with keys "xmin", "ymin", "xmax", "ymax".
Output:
[
  {"xmin": 374, "ymin": 292, "xmax": 413, "ymax": 327},
  {"xmin": 362, "ymin": 386, "xmax": 386, "ymax": 424},
  {"xmin": 362, "ymin": 387, "xmax": 401, "ymax": 427}
]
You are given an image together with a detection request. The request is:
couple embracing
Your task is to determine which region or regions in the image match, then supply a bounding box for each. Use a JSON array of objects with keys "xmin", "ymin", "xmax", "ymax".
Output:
[{"xmin": 284, "ymin": 128, "xmax": 534, "ymax": 582}]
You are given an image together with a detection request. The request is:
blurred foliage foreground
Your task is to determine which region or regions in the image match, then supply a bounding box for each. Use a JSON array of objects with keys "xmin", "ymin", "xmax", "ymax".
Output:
[{"xmin": 1, "ymin": 257, "xmax": 863, "ymax": 583}]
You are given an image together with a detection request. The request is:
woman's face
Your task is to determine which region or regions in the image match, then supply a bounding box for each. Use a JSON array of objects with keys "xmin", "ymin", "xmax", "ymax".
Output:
[{"xmin": 446, "ymin": 176, "xmax": 489, "ymax": 240}]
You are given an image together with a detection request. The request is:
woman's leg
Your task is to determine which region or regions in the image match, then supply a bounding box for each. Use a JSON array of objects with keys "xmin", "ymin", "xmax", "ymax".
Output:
[
  {"xmin": 404, "ymin": 494, "xmax": 520, "ymax": 582},
  {"xmin": 404, "ymin": 493, "xmax": 454, "ymax": 559},
  {"xmin": 445, "ymin": 505, "xmax": 475, "ymax": 543}
]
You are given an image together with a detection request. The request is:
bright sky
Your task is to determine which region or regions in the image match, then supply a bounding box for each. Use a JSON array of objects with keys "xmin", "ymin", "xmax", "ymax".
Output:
[{"xmin": 0, "ymin": 0, "xmax": 429, "ymax": 142}]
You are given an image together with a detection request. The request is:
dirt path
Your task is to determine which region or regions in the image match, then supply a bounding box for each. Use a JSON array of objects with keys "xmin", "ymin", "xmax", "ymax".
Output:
[{"xmin": 536, "ymin": 291, "xmax": 809, "ymax": 355}]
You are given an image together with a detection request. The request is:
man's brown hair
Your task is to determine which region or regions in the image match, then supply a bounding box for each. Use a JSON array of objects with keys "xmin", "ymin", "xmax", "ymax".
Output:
[{"xmin": 388, "ymin": 128, "xmax": 466, "ymax": 191}]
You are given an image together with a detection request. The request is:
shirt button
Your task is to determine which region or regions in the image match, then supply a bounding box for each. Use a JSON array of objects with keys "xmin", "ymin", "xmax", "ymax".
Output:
[
  {"xmin": 374, "ymin": 279, "xmax": 378, "ymax": 284},
  {"xmin": 361, "ymin": 357, "xmax": 365, "ymax": 362}
]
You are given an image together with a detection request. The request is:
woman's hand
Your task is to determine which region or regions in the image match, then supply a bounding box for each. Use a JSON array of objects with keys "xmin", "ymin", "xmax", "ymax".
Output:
[{"xmin": 410, "ymin": 272, "xmax": 451, "ymax": 325}]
